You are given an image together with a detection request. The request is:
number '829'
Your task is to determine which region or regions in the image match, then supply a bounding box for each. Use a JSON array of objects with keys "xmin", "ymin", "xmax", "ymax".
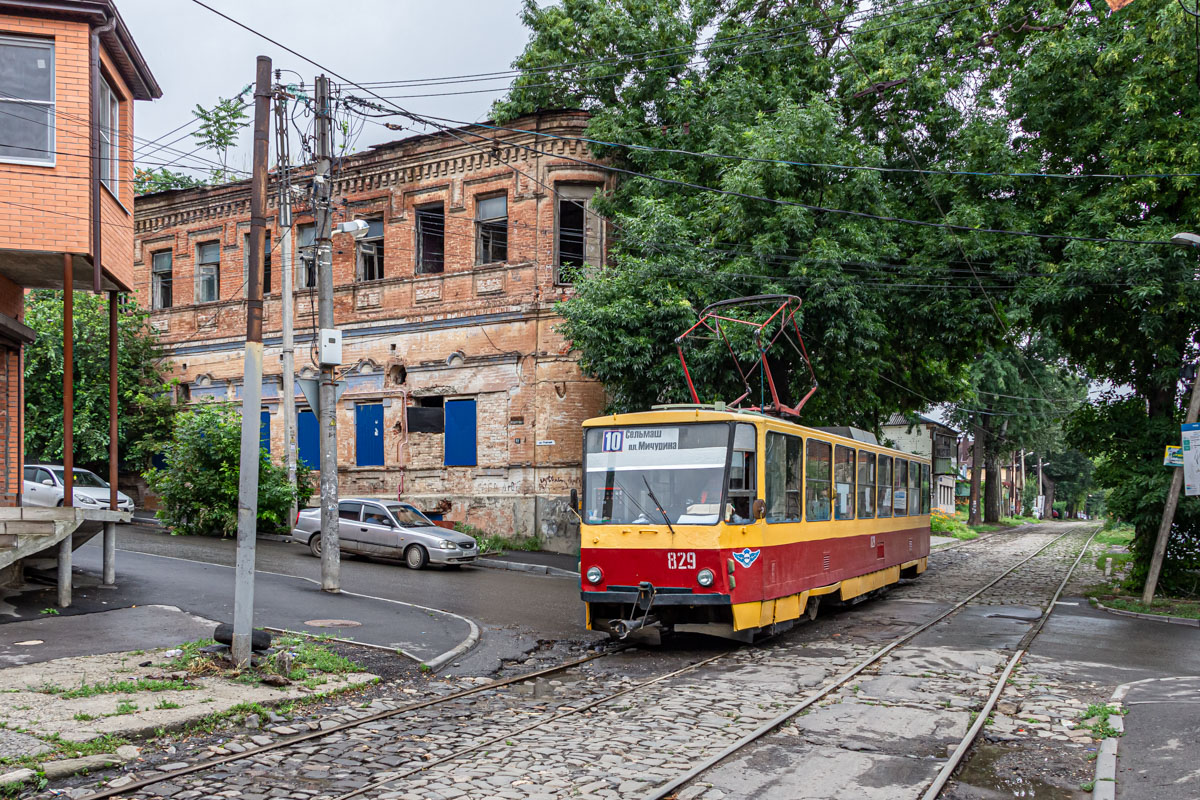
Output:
[{"xmin": 667, "ymin": 551, "xmax": 696, "ymax": 570}]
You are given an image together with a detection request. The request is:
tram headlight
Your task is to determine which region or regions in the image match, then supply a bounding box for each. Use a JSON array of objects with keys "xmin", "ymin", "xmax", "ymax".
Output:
[
  {"xmin": 586, "ymin": 566, "xmax": 603, "ymax": 585},
  {"xmin": 697, "ymin": 569, "xmax": 715, "ymax": 587}
]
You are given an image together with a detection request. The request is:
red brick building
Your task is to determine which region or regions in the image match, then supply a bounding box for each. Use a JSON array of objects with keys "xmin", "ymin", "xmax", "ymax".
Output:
[
  {"xmin": 132, "ymin": 111, "xmax": 610, "ymax": 553},
  {"xmin": 0, "ymin": 0, "xmax": 158, "ymax": 593}
]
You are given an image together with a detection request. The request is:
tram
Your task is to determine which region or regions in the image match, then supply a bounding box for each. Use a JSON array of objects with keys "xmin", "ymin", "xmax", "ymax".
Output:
[{"xmin": 576, "ymin": 296, "xmax": 930, "ymax": 640}]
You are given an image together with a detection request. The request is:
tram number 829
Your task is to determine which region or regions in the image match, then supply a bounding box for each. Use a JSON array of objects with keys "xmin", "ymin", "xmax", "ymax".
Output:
[{"xmin": 667, "ymin": 551, "xmax": 696, "ymax": 570}]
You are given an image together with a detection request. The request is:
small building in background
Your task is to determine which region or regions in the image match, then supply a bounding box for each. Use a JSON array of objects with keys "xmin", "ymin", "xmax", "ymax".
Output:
[
  {"xmin": 131, "ymin": 111, "xmax": 609, "ymax": 554},
  {"xmin": 881, "ymin": 412, "xmax": 959, "ymax": 515}
]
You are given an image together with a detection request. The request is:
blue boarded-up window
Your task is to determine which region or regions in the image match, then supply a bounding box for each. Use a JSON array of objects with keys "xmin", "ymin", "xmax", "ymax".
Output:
[
  {"xmin": 444, "ymin": 398, "xmax": 476, "ymax": 466},
  {"xmin": 260, "ymin": 410, "xmax": 271, "ymax": 454},
  {"xmin": 298, "ymin": 409, "xmax": 319, "ymax": 469},
  {"xmin": 355, "ymin": 403, "xmax": 385, "ymax": 466}
]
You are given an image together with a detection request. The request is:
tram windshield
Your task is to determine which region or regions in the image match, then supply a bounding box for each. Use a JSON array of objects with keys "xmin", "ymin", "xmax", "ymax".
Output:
[{"xmin": 584, "ymin": 423, "xmax": 730, "ymax": 525}]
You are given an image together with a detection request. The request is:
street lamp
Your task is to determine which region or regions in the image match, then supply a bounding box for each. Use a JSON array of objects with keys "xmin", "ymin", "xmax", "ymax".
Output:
[{"xmin": 1142, "ymin": 232, "xmax": 1200, "ymax": 604}]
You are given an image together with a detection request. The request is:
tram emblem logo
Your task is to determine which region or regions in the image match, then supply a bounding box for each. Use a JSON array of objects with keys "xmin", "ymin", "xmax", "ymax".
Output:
[
  {"xmin": 601, "ymin": 430, "xmax": 624, "ymax": 452},
  {"xmin": 733, "ymin": 548, "xmax": 761, "ymax": 568}
]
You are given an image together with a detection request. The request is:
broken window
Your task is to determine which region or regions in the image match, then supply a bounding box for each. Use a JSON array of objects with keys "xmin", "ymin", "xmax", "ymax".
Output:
[
  {"xmin": 555, "ymin": 185, "xmax": 601, "ymax": 284},
  {"xmin": 407, "ymin": 396, "xmax": 444, "ymax": 433},
  {"xmin": 244, "ymin": 232, "xmax": 272, "ymax": 294},
  {"xmin": 475, "ymin": 194, "xmax": 507, "ymax": 264},
  {"xmin": 297, "ymin": 223, "xmax": 317, "ymax": 288},
  {"xmin": 151, "ymin": 250, "xmax": 173, "ymax": 310},
  {"xmin": 357, "ymin": 218, "xmax": 385, "ymax": 281},
  {"xmin": 416, "ymin": 203, "xmax": 444, "ymax": 274},
  {"xmin": 0, "ymin": 36, "xmax": 55, "ymax": 165},
  {"xmin": 196, "ymin": 241, "xmax": 220, "ymax": 303}
]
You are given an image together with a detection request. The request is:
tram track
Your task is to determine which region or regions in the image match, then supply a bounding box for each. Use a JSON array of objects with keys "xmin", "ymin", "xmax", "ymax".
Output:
[
  {"xmin": 75, "ymin": 524, "xmax": 1087, "ymax": 800},
  {"xmin": 647, "ymin": 523, "xmax": 1100, "ymax": 800}
]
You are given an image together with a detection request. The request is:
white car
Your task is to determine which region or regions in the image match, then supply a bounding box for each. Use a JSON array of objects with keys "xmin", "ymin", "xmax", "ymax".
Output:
[{"xmin": 22, "ymin": 464, "xmax": 134, "ymax": 511}]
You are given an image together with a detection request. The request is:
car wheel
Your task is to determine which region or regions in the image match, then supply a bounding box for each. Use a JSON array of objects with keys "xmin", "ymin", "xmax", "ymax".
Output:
[
  {"xmin": 404, "ymin": 544, "xmax": 429, "ymax": 570},
  {"xmin": 308, "ymin": 534, "xmax": 322, "ymax": 559},
  {"xmin": 56, "ymin": 499, "xmax": 63, "ymax": 507}
]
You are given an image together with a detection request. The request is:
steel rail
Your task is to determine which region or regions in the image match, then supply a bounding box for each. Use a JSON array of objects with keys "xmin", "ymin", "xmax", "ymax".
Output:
[
  {"xmin": 919, "ymin": 525, "xmax": 1101, "ymax": 800},
  {"xmin": 80, "ymin": 523, "xmax": 1064, "ymax": 800},
  {"xmin": 76, "ymin": 646, "xmax": 630, "ymax": 800},
  {"xmin": 641, "ymin": 524, "xmax": 1088, "ymax": 800}
]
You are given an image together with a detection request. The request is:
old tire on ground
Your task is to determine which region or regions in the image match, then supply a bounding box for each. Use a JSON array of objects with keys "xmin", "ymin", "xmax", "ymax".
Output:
[
  {"xmin": 213, "ymin": 622, "xmax": 273, "ymax": 651},
  {"xmin": 404, "ymin": 544, "xmax": 428, "ymax": 570},
  {"xmin": 309, "ymin": 534, "xmax": 322, "ymax": 559}
]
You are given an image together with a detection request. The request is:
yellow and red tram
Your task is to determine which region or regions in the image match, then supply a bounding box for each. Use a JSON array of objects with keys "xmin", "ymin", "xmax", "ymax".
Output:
[{"xmin": 579, "ymin": 406, "xmax": 931, "ymax": 640}]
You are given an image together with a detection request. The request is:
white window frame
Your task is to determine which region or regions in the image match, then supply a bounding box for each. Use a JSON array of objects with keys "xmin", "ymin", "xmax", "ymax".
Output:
[
  {"xmin": 356, "ymin": 219, "xmax": 385, "ymax": 282},
  {"xmin": 475, "ymin": 193, "xmax": 508, "ymax": 265},
  {"xmin": 0, "ymin": 35, "xmax": 56, "ymax": 167},
  {"xmin": 98, "ymin": 74, "xmax": 119, "ymax": 193},
  {"xmin": 151, "ymin": 250, "xmax": 173, "ymax": 310},
  {"xmin": 195, "ymin": 241, "xmax": 220, "ymax": 304}
]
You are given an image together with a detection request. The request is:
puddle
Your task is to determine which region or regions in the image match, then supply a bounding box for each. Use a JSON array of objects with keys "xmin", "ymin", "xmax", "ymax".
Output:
[{"xmin": 952, "ymin": 743, "xmax": 1089, "ymax": 799}]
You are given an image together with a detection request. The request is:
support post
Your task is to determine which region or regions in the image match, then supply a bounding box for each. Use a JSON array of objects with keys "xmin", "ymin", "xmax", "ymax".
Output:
[
  {"xmin": 274, "ymin": 90, "xmax": 298, "ymax": 526},
  {"xmin": 60, "ymin": 252, "xmax": 73, "ymax": 608},
  {"xmin": 1142, "ymin": 365, "xmax": 1200, "ymax": 605},
  {"xmin": 231, "ymin": 55, "xmax": 272, "ymax": 667},
  {"xmin": 314, "ymin": 74, "xmax": 340, "ymax": 593},
  {"xmin": 102, "ymin": 521, "xmax": 115, "ymax": 586},
  {"xmin": 103, "ymin": 288, "xmax": 118, "ymax": 586}
]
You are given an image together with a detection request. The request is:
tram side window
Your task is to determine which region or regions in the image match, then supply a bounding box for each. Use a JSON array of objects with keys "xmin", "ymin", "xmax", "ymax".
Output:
[
  {"xmin": 765, "ymin": 432, "xmax": 801, "ymax": 523},
  {"xmin": 857, "ymin": 451, "xmax": 876, "ymax": 518},
  {"xmin": 920, "ymin": 463, "xmax": 931, "ymax": 514},
  {"xmin": 727, "ymin": 423, "xmax": 757, "ymax": 523},
  {"xmin": 834, "ymin": 445, "xmax": 855, "ymax": 520},
  {"xmin": 894, "ymin": 458, "xmax": 909, "ymax": 516},
  {"xmin": 805, "ymin": 439, "xmax": 832, "ymax": 522},
  {"xmin": 910, "ymin": 461, "xmax": 922, "ymax": 515},
  {"xmin": 877, "ymin": 455, "xmax": 893, "ymax": 517}
]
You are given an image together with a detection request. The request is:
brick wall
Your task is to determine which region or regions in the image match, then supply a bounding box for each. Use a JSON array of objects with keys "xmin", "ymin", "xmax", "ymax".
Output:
[
  {"xmin": 0, "ymin": 14, "xmax": 92, "ymax": 257},
  {"xmin": 135, "ymin": 112, "xmax": 612, "ymax": 553}
]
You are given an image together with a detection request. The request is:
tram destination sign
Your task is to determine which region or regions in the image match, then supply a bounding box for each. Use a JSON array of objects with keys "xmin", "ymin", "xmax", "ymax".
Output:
[{"xmin": 601, "ymin": 428, "xmax": 680, "ymax": 452}]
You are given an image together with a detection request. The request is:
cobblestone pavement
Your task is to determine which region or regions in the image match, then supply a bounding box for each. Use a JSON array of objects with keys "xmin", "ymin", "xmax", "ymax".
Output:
[{"xmin": 43, "ymin": 523, "xmax": 1101, "ymax": 800}]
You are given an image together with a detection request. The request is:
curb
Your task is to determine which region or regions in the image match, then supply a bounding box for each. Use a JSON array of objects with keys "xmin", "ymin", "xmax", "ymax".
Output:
[
  {"xmin": 1093, "ymin": 600, "xmax": 1200, "ymax": 628},
  {"xmin": 420, "ymin": 615, "xmax": 481, "ymax": 672},
  {"xmin": 475, "ymin": 557, "xmax": 579, "ymax": 579}
]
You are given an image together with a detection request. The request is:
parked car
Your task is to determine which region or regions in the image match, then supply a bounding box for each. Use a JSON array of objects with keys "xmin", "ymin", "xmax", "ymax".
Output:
[
  {"xmin": 22, "ymin": 464, "xmax": 135, "ymax": 511},
  {"xmin": 291, "ymin": 498, "xmax": 478, "ymax": 569}
]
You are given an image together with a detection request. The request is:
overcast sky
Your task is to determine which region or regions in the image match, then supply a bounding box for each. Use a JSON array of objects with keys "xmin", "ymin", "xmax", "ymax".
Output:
[{"xmin": 118, "ymin": 0, "xmax": 535, "ymax": 179}]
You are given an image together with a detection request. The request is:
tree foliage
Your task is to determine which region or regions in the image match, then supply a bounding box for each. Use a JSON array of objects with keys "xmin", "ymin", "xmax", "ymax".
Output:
[
  {"xmin": 24, "ymin": 290, "xmax": 176, "ymax": 474},
  {"xmin": 134, "ymin": 167, "xmax": 206, "ymax": 196},
  {"xmin": 191, "ymin": 93, "xmax": 249, "ymax": 185},
  {"xmin": 499, "ymin": 0, "xmax": 1199, "ymax": 585},
  {"xmin": 145, "ymin": 404, "xmax": 313, "ymax": 537}
]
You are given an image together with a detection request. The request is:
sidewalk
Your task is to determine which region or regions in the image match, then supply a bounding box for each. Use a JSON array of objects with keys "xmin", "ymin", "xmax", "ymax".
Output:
[{"xmin": 479, "ymin": 549, "xmax": 580, "ymax": 577}]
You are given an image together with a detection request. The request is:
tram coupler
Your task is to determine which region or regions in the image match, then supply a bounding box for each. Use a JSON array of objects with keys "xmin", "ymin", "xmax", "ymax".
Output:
[{"xmin": 610, "ymin": 614, "xmax": 660, "ymax": 640}]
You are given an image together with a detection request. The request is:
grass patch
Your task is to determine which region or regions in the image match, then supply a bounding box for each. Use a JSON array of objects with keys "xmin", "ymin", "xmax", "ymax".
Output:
[
  {"xmin": 1082, "ymin": 703, "xmax": 1125, "ymax": 738},
  {"xmin": 72, "ymin": 712, "xmax": 97, "ymax": 722},
  {"xmin": 453, "ymin": 521, "xmax": 543, "ymax": 553},
  {"xmin": 1093, "ymin": 594, "xmax": 1200, "ymax": 620},
  {"xmin": 1094, "ymin": 550, "xmax": 1135, "ymax": 574},
  {"xmin": 930, "ymin": 511, "xmax": 979, "ymax": 540},
  {"xmin": 154, "ymin": 700, "xmax": 182, "ymax": 710},
  {"xmin": 34, "ymin": 677, "xmax": 195, "ymax": 698},
  {"xmin": 1094, "ymin": 522, "xmax": 1135, "ymax": 546},
  {"xmin": 0, "ymin": 731, "xmax": 129, "ymax": 773},
  {"xmin": 111, "ymin": 700, "xmax": 138, "ymax": 716}
]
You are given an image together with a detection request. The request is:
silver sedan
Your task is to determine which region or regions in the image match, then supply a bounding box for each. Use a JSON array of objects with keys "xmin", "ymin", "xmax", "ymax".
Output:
[{"xmin": 291, "ymin": 499, "xmax": 478, "ymax": 569}]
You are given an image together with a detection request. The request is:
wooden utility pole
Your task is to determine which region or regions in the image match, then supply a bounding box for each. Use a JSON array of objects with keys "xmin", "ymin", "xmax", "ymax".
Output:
[
  {"xmin": 314, "ymin": 74, "xmax": 341, "ymax": 593},
  {"xmin": 231, "ymin": 55, "xmax": 272, "ymax": 667},
  {"xmin": 1142, "ymin": 365, "xmax": 1200, "ymax": 604}
]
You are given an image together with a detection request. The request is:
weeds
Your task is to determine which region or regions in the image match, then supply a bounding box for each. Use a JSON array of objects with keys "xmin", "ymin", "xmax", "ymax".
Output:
[
  {"xmin": 34, "ymin": 678, "xmax": 195, "ymax": 698},
  {"xmin": 1082, "ymin": 703, "xmax": 1125, "ymax": 738},
  {"xmin": 453, "ymin": 521, "xmax": 543, "ymax": 553}
]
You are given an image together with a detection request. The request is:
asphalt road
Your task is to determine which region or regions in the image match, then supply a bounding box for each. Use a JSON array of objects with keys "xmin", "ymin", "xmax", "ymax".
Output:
[{"xmin": 0, "ymin": 524, "xmax": 591, "ymax": 673}]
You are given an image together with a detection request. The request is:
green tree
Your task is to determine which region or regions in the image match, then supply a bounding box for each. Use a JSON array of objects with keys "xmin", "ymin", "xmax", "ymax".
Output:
[
  {"xmin": 192, "ymin": 94, "xmax": 249, "ymax": 185},
  {"xmin": 134, "ymin": 167, "xmax": 205, "ymax": 196},
  {"xmin": 145, "ymin": 404, "xmax": 313, "ymax": 537},
  {"xmin": 497, "ymin": 0, "xmax": 1006, "ymax": 429},
  {"xmin": 24, "ymin": 290, "xmax": 176, "ymax": 474}
]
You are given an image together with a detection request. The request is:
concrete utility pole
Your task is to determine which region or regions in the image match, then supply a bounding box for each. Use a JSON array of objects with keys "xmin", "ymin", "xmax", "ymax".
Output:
[
  {"xmin": 314, "ymin": 74, "xmax": 340, "ymax": 593},
  {"xmin": 1037, "ymin": 454, "xmax": 1044, "ymax": 518},
  {"xmin": 274, "ymin": 88, "xmax": 297, "ymax": 525},
  {"xmin": 1142, "ymin": 364, "xmax": 1200, "ymax": 604},
  {"xmin": 231, "ymin": 55, "xmax": 272, "ymax": 667}
]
